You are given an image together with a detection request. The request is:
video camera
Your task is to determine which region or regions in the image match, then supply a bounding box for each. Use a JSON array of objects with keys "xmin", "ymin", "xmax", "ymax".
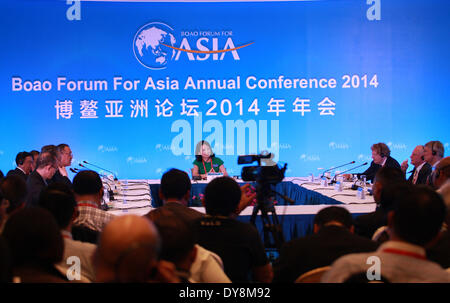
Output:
[
  {"xmin": 238, "ymin": 152, "xmax": 287, "ymax": 185},
  {"xmin": 238, "ymin": 152, "xmax": 287, "ymax": 252}
]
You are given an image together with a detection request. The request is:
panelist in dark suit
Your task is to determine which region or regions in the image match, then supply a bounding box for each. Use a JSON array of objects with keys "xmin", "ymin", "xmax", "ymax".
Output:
[
  {"xmin": 355, "ymin": 143, "xmax": 401, "ymax": 183},
  {"xmin": 6, "ymin": 152, "xmax": 33, "ymax": 183},
  {"xmin": 400, "ymin": 145, "xmax": 432, "ymax": 185},
  {"xmin": 273, "ymin": 206, "xmax": 378, "ymax": 283},
  {"xmin": 26, "ymin": 152, "xmax": 58, "ymax": 208},
  {"xmin": 49, "ymin": 144, "xmax": 73, "ymax": 188},
  {"xmin": 7, "ymin": 168, "xmax": 28, "ymax": 183},
  {"xmin": 409, "ymin": 163, "xmax": 432, "ymax": 185},
  {"xmin": 424, "ymin": 140, "xmax": 445, "ymax": 187}
]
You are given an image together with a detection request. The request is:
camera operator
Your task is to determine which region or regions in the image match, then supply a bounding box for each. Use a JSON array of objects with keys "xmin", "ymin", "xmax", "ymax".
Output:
[{"xmin": 193, "ymin": 177, "xmax": 272, "ymax": 283}]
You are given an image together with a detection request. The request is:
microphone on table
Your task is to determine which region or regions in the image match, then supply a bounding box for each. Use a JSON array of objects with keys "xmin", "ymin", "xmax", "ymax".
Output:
[
  {"xmin": 69, "ymin": 168, "xmax": 79, "ymax": 174},
  {"xmin": 330, "ymin": 162, "xmax": 368, "ymax": 185},
  {"xmin": 78, "ymin": 163, "xmax": 89, "ymax": 170},
  {"xmin": 81, "ymin": 161, "xmax": 118, "ymax": 181},
  {"xmin": 320, "ymin": 161, "xmax": 356, "ymax": 178}
]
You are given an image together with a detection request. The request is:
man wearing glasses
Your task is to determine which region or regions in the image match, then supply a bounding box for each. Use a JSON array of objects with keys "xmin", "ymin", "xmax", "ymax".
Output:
[{"xmin": 26, "ymin": 152, "xmax": 59, "ymax": 207}]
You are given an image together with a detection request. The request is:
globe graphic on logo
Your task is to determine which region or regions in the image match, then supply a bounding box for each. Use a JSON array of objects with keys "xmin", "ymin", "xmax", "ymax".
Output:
[{"xmin": 133, "ymin": 22, "xmax": 176, "ymax": 70}]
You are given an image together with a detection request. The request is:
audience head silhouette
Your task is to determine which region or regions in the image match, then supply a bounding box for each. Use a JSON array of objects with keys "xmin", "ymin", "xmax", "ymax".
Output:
[
  {"xmin": 2, "ymin": 208, "xmax": 64, "ymax": 277},
  {"xmin": 373, "ymin": 166, "xmax": 406, "ymax": 204},
  {"xmin": 313, "ymin": 206, "xmax": 354, "ymax": 232},
  {"xmin": 0, "ymin": 175, "xmax": 27, "ymax": 215},
  {"xmin": 203, "ymin": 176, "xmax": 241, "ymax": 217},
  {"xmin": 38, "ymin": 183, "xmax": 77, "ymax": 229},
  {"xmin": 159, "ymin": 168, "xmax": 191, "ymax": 202},
  {"xmin": 147, "ymin": 208, "xmax": 197, "ymax": 279},
  {"xmin": 94, "ymin": 215, "xmax": 161, "ymax": 282},
  {"xmin": 389, "ymin": 185, "xmax": 446, "ymax": 246}
]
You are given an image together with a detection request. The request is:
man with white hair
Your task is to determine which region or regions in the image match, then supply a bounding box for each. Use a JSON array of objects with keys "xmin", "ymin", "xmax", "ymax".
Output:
[
  {"xmin": 424, "ymin": 141, "xmax": 445, "ymax": 186},
  {"xmin": 401, "ymin": 145, "xmax": 432, "ymax": 185},
  {"xmin": 424, "ymin": 141, "xmax": 445, "ymax": 170}
]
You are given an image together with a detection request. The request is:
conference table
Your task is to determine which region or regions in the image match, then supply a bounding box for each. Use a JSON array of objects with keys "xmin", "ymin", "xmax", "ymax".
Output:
[{"xmin": 105, "ymin": 177, "xmax": 376, "ymax": 242}]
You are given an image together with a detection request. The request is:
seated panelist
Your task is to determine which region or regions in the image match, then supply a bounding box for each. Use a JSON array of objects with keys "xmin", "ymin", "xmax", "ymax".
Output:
[
  {"xmin": 344, "ymin": 142, "xmax": 401, "ymax": 183},
  {"xmin": 192, "ymin": 140, "xmax": 228, "ymax": 179},
  {"xmin": 400, "ymin": 145, "xmax": 432, "ymax": 185}
]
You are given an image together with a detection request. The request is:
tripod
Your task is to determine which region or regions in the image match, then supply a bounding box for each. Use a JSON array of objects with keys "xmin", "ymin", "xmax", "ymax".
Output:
[{"xmin": 249, "ymin": 182, "xmax": 285, "ymax": 254}]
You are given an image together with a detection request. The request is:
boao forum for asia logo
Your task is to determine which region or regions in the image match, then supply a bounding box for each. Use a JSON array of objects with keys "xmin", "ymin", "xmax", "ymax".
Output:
[{"xmin": 133, "ymin": 22, "xmax": 253, "ymax": 70}]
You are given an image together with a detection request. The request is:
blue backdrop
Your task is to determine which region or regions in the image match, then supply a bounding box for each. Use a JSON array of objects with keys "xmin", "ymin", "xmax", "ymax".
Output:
[{"xmin": 1, "ymin": 0, "xmax": 449, "ymax": 180}]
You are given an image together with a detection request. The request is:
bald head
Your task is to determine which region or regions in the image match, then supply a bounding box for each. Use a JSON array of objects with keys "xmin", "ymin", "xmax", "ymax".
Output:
[
  {"xmin": 95, "ymin": 215, "xmax": 160, "ymax": 282},
  {"xmin": 410, "ymin": 145, "xmax": 425, "ymax": 167}
]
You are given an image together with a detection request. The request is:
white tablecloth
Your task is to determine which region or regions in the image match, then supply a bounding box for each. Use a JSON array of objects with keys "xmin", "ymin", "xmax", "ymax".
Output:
[{"xmin": 106, "ymin": 177, "xmax": 376, "ymax": 217}]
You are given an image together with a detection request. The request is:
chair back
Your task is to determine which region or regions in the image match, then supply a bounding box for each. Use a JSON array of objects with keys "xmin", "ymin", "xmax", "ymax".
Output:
[{"xmin": 295, "ymin": 266, "xmax": 331, "ymax": 283}]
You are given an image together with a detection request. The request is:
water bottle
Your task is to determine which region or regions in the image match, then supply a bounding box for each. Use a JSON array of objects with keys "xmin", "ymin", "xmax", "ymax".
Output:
[
  {"xmin": 360, "ymin": 175, "xmax": 367, "ymax": 188},
  {"xmin": 103, "ymin": 184, "xmax": 110, "ymax": 204},
  {"xmin": 357, "ymin": 187, "xmax": 366, "ymax": 199},
  {"xmin": 122, "ymin": 180, "xmax": 128, "ymax": 205},
  {"xmin": 335, "ymin": 181, "xmax": 343, "ymax": 192}
]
